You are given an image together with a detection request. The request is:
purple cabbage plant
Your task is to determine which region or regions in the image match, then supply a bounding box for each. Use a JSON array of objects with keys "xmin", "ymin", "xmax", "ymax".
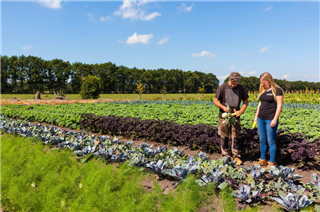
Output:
[
  {"xmin": 269, "ymin": 166, "xmax": 302, "ymax": 181},
  {"xmin": 270, "ymin": 193, "xmax": 312, "ymax": 211},
  {"xmin": 195, "ymin": 168, "xmax": 224, "ymax": 187},
  {"xmin": 146, "ymin": 160, "xmax": 167, "ymax": 175},
  {"xmin": 233, "ymin": 184, "xmax": 260, "ymax": 204}
]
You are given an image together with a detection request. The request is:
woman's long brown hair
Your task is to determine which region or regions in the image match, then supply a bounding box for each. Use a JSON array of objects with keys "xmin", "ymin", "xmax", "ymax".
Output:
[{"xmin": 257, "ymin": 72, "xmax": 284, "ymax": 102}]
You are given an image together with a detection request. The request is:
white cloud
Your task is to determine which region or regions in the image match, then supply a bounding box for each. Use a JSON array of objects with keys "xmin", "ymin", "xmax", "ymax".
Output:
[
  {"xmin": 177, "ymin": 3, "xmax": 194, "ymax": 12},
  {"xmin": 114, "ymin": 1, "xmax": 161, "ymax": 21},
  {"xmin": 264, "ymin": 6, "xmax": 272, "ymax": 11},
  {"xmin": 191, "ymin": 51, "xmax": 216, "ymax": 58},
  {"xmin": 22, "ymin": 45, "xmax": 33, "ymax": 51},
  {"xmin": 230, "ymin": 65, "xmax": 235, "ymax": 71},
  {"xmin": 239, "ymin": 71, "xmax": 246, "ymax": 75},
  {"xmin": 88, "ymin": 13, "xmax": 96, "ymax": 21},
  {"xmin": 283, "ymin": 74, "xmax": 289, "ymax": 79},
  {"xmin": 100, "ymin": 16, "xmax": 110, "ymax": 22},
  {"xmin": 39, "ymin": 0, "xmax": 61, "ymax": 9},
  {"xmin": 158, "ymin": 36, "xmax": 169, "ymax": 45},
  {"xmin": 246, "ymin": 52, "xmax": 251, "ymax": 55},
  {"xmin": 218, "ymin": 75, "xmax": 229, "ymax": 82},
  {"xmin": 260, "ymin": 46, "xmax": 269, "ymax": 53},
  {"xmin": 117, "ymin": 40, "xmax": 123, "ymax": 43},
  {"xmin": 126, "ymin": 32, "xmax": 153, "ymax": 44},
  {"xmin": 248, "ymin": 71, "xmax": 257, "ymax": 75}
]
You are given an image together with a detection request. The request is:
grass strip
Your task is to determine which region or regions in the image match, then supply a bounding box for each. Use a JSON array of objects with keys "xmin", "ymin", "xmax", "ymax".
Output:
[{"xmin": 0, "ymin": 133, "xmax": 210, "ymax": 212}]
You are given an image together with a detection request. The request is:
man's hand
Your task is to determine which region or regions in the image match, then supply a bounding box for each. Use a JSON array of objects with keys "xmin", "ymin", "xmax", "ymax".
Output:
[
  {"xmin": 214, "ymin": 98, "xmax": 230, "ymax": 113},
  {"xmin": 233, "ymin": 109, "xmax": 242, "ymax": 117},
  {"xmin": 223, "ymin": 106, "xmax": 230, "ymax": 112}
]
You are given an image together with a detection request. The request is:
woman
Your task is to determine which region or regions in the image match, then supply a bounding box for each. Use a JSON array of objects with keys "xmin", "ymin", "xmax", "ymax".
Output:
[{"xmin": 254, "ymin": 72, "xmax": 284, "ymax": 170}]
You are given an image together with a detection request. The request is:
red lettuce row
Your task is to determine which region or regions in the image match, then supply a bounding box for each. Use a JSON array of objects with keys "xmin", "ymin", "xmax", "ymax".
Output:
[{"xmin": 80, "ymin": 113, "xmax": 320, "ymax": 170}]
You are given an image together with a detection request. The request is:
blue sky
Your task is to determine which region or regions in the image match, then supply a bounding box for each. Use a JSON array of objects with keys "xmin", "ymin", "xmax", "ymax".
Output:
[{"xmin": 2, "ymin": 0, "xmax": 319, "ymax": 83}]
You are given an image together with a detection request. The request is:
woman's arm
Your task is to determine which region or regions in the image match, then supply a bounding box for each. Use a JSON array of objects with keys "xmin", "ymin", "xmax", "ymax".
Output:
[
  {"xmin": 270, "ymin": 95, "xmax": 283, "ymax": 127},
  {"xmin": 254, "ymin": 101, "xmax": 261, "ymax": 123}
]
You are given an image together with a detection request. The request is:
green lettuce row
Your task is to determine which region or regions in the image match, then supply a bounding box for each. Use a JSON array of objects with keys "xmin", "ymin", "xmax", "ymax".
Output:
[
  {"xmin": 1, "ymin": 103, "xmax": 320, "ymax": 139},
  {"xmin": 107, "ymin": 100, "xmax": 320, "ymax": 110}
]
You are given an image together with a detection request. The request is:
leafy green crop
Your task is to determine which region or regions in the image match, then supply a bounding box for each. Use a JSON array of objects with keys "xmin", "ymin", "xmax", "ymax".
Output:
[{"xmin": 2, "ymin": 102, "xmax": 320, "ymax": 138}]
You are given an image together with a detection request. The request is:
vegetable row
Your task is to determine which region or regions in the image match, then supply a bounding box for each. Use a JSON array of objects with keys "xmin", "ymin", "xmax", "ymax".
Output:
[
  {"xmin": 110, "ymin": 100, "xmax": 320, "ymax": 111},
  {"xmin": 79, "ymin": 113, "xmax": 320, "ymax": 170},
  {"xmin": 2, "ymin": 102, "xmax": 320, "ymax": 139},
  {"xmin": 1, "ymin": 117, "xmax": 319, "ymax": 211},
  {"xmin": 180, "ymin": 92, "xmax": 320, "ymax": 104}
]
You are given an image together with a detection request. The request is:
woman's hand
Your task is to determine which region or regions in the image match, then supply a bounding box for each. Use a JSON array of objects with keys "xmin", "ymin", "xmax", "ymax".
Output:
[
  {"xmin": 254, "ymin": 116, "xmax": 258, "ymax": 124},
  {"xmin": 270, "ymin": 119, "xmax": 277, "ymax": 127}
]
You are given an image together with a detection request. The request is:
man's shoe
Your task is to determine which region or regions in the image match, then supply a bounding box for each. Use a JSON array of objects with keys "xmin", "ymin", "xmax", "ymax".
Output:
[
  {"xmin": 266, "ymin": 162, "xmax": 276, "ymax": 170},
  {"xmin": 234, "ymin": 158, "xmax": 243, "ymax": 166},
  {"xmin": 254, "ymin": 159, "xmax": 267, "ymax": 166}
]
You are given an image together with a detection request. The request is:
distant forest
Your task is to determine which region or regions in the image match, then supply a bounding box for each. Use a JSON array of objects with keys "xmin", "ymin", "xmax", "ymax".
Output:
[{"xmin": 1, "ymin": 55, "xmax": 319, "ymax": 94}]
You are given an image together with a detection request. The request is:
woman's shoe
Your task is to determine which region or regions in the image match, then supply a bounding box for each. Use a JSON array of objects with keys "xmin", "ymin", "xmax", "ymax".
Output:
[
  {"xmin": 254, "ymin": 159, "xmax": 267, "ymax": 166},
  {"xmin": 266, "ymin": 162, "xmax": 276, "ymax": 170}
]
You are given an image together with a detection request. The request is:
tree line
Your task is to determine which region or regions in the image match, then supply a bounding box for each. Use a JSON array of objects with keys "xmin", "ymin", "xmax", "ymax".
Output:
[
  {"xmin": 1, "ymin": 55, "xmax": 219, "ymax": 94},
  {"xmin": 1, "ymin": 55, "xmax": 319, "ymax": 94}
]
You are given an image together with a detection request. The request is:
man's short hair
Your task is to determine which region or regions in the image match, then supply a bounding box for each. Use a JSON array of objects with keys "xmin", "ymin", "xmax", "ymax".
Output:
[{"xmin": 229, "ymin": 72, "xmax": 242, "ymax": 83}]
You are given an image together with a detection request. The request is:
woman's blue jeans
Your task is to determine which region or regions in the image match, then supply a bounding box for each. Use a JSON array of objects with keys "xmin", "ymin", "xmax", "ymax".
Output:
[{"xmin": 257, "ymin": 118, "xmax": 279, "ymax": 163}]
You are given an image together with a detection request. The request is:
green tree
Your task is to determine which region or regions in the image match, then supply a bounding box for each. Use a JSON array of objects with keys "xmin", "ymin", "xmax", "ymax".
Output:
[
  {"xmin": 8, "ymin": 55, "xmax": 19, "ymax": 93},
  {"xmin": 17, "ymin": 55, "xmax": 27, "ymax": 93},
  {"xmin": 79, "ymin": 75, "xmax": 102, "ymax": 99},
  {"xmin": 1, "ymin": 55, "xmax": 10, "ymax": 93},
  {"xmin": 51, "ymin": 59, "xmax": 71, "ymax": 94}
]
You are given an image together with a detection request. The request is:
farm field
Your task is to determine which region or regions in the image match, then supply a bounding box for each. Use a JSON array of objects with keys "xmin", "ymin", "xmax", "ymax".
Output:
[
  {"xmin": 2, "ymin": 101, "xmax": 320, "ymax": 139},
  {"xmin": 1, "ymin": 118, "xmax": 320, "ymax": 211},
  {"xmin": 1, "ymin": 91, "xmax": 320, "ymax": 212}
]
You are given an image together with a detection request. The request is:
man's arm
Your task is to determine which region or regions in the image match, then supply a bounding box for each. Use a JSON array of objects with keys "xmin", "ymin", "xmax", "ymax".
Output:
[
  {"xmin": 214, "ymin": 98, "xmax": 229, "ymax": 112},
  {"xmin": 234, "ymin": 99, "xmax": 248, "ymax": 117},
  {"xmin": 240, "ymin": 99, "xmax": 248, "ymax": 113}
]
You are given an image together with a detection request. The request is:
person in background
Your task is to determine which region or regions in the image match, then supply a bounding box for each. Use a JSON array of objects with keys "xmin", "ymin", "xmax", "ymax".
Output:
[
  {"xmin": 254, "ymin": 72, "xmax": 284, "ymax": 170},
  {"xmin": 214, "ymin": 72, "xmax": 249, "ymax": 165}
]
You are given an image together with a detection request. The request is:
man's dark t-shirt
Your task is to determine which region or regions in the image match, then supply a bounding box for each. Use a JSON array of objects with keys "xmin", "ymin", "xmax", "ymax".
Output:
[
  {"xmin": 258, "ymin": 87, "xmax": 283, "ymax": 120},
  {"xmin": 215, "ymin": 82, "xmax": 249, "ymax": 119}
]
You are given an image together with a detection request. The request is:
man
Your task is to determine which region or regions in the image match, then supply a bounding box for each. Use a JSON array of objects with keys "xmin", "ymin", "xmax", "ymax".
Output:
[{"xmin": 214, "ymin": 72, "xmax": 249, "ymax": 165}]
